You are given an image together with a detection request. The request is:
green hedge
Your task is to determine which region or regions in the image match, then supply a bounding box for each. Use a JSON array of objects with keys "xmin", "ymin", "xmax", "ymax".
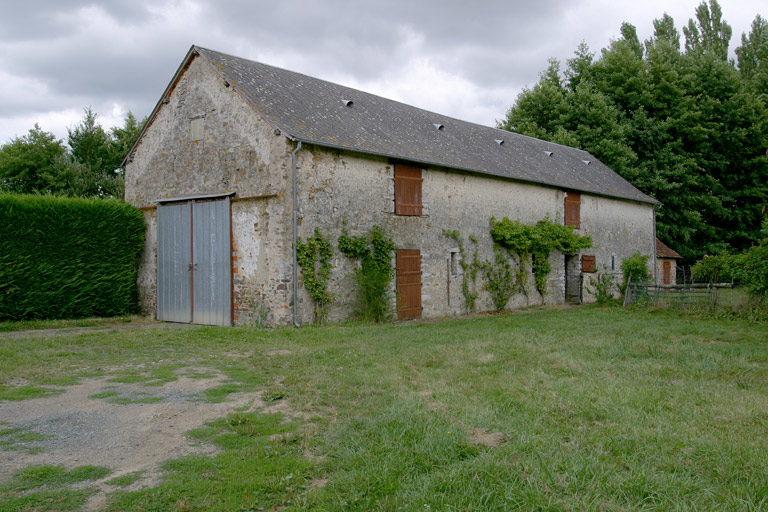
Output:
[{"xmin": 0, "ymin": 194, "xmax": 145, "ymax": 320}]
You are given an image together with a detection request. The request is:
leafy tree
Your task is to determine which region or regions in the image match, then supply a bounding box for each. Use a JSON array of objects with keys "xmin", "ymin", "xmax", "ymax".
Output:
[
  {"xmin": 736, "ymin": 15, "xmax": 768, "ymax": 100},
  {"xmin": 0, "ymin": 109, "xmax": 145, "ymax": 198},
  {"xmin": 0, "ymin": 125, "xmax": 67, "ymax": 194},
  {"xmin": 683, "ymin": 0, "xmax": 732, "ymax": 61},
  {"xmin": 498, "ymin": 0, "xmax": 768, "ymax": 263}
]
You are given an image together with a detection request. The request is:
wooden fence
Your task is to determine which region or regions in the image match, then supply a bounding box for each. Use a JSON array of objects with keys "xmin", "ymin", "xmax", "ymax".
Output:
[{"xmin": 624, "ymin": 281, "xmax": 732, "ymax": 307}]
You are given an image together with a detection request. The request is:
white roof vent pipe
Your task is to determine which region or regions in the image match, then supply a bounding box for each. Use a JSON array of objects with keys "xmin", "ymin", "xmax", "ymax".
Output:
[
  {"xmin": 544, "ymin": 151, "xmax": 553, "ymax": 157},
  {"xmin": 342, "ymin": 99, "xmax": 353, "ymax": 107},
  {"xmin": 495, "ymin": 139, "xmax": 504, "ymax": 145},
  {"xmin": 433, "ymin": 123, "xmax": 444, "ymax": 131},
  {"xmin": 582, "ymin": 160, "xmax": 591, "ymax": 165}
]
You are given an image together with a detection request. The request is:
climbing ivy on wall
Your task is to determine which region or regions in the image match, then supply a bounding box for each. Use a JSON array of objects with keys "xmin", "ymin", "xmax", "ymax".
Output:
[
  {"xmin": 338, "ymin": 225, "xmax": 396, "ymax": 322},
  {"xmin": 296, "ymin": 228, "xmax": 334, "ymax": 323},
  {"xmin": 479, "ymin": 245, "xmax": 521, "ymax": 311},
  {"xmin": 491, "ymin": 216, "xmax": 592, "ymax": 295},
  {"xmin": 443, "ymin": 230, "xmax": 480, "ymax": 312}
]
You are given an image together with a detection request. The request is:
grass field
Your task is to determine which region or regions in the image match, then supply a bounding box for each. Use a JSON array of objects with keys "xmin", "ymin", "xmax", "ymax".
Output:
[{"xmin": 2, "ymin": 306, "xmax": 768, "ymax": 511}]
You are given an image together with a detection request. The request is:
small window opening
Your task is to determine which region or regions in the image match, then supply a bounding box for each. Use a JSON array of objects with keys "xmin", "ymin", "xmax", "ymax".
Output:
[{"xmin": 450, "ymin": 250, "xmax": 460, "ymax": 275}]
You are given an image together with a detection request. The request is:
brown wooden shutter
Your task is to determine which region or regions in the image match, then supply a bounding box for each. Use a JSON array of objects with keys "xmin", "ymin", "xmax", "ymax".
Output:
[
  {"xmin": 396, "ymin": 249, "xmax": 422, "ymax": 319},
  {"xmin": 394, "ymin": 164, "xmax": 423, "ymax": 216},
  {"xmin": 564, "ymin": 192, "xmax": 581, "ymax": 228},
  {"xmin": 581, "ymin": 255, "xmax": 596, "ymax": 273},
  {"xmin": 662, "ymin": 260, "xmax": 672, "ymax": 284}
]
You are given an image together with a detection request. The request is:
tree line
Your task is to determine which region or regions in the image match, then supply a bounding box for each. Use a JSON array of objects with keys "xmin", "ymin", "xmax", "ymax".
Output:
[
  {"xmin": 499, "ymin": 0, "xmax": 768, "ymax": 262},
  {"xmin": 0, "ymin": 108, "xmax": 145, "ymax": 199}
]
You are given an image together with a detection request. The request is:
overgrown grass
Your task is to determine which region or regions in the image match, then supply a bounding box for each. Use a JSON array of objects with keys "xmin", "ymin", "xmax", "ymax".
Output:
[
  {"xmin": 1, "ymin": 307, "xmax": 768, "ymax": 510},
  {"xmin": 0, "ymin": 315, "xmax": 137, "ymax": 333}
]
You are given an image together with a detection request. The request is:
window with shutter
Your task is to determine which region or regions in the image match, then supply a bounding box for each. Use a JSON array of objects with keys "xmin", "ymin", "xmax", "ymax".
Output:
[
  {"xmin": 564, "ymin": 192, "xmax": 581, "ymax": 228},
  {"xmin": 581, "ymin": 255, "xmax": 596, "ymax": 273},
  {"xmin": 394, "ymin": 164, "xmax": 423, "ymax": 216}
]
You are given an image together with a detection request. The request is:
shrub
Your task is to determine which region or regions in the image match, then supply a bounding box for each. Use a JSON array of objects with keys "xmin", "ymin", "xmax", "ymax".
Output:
[
  {"xmin": 620, "ymin": 252, "xmax": 650, "ymax": 295},
  {"xmin": 691, "ymin": 253, "xmax": 735, "ymax": 283},
  {"xmin": 587, "ymin": 266, "xmax": 618, "ymax": 304},
  {"xmin": 0, "ymin": 193, "xmax": 145, "ymax": 320},
  {"xmin": 735, "ymin": 244, "xmax": 768, "ymax": 298}
]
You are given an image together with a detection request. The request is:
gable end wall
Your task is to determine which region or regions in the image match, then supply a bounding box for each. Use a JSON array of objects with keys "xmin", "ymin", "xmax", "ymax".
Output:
[{"xmin": 125, "ymin": 55, "xmax": 296, "ymax": 325}]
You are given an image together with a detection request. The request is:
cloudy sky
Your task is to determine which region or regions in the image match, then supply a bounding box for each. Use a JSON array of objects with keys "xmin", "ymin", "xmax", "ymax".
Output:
[{"xmin": 0, "ymin": 0, "xmax": 764, "ymax": 144}]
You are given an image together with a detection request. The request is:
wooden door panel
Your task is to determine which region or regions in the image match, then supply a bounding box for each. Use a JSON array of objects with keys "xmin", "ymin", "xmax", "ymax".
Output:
[{"xmin": 396, "ymin": 249, "xmax": 422, "ymax": 319}]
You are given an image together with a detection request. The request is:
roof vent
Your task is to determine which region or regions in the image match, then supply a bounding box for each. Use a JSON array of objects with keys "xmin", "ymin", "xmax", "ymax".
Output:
[
  {"xmin": 495, "ymin": 139, "xmax": 504, "ymax": 145},
  {"xmin": 433, "ymin": 123, "xmax": 444, "ymax": 131},
  {"xmin": 342, "ymin": 99, "xmax": 353, "ymax": 107},
  {"xmin": 582, "ymin": 160, "xmax": 591, "ymax": 165},
  {"xmin": 544, "ymin": 151, "xmax": 553, "ymax": 157}
]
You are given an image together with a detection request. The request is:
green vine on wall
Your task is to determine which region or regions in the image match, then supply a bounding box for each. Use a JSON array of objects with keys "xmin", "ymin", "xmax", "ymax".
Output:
[
  {"xmin": 443, "ymin": 229, "xmax": 480, "ymax": 312},
  {"xmin": 479, "ymin": 245, "xmax": 522, "ymax": 311},
  {"xmin": 490, "ymin": 216, "xmax": 592, "ymax": 295},
  {"xmin": 338, "ymin": 225, "xmax": 396, "ymax": 322},
  {"xmin": 296, "ymin": 228, "xmax": 334, "ymax": 323}
]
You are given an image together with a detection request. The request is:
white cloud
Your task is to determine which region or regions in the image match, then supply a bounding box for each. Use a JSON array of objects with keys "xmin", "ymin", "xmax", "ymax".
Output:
[{"xmin": 1, "ymin": 0, "xmax": 765, "ymax": 144}]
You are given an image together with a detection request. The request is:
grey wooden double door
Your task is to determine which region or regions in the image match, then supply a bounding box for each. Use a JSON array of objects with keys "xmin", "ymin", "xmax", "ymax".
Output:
[{"xmin": 157, "ymin": 197, "xmax": 231, "ymax": 326}]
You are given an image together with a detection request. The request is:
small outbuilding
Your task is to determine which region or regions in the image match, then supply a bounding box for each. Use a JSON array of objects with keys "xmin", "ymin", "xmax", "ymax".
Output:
[
  {"xmin": 656, "ymin": 238, "xmax": 682, "ymax": 285},
  {"xmin": 124, "ymin": 46, "xmax": 659, "ymax": 326}
]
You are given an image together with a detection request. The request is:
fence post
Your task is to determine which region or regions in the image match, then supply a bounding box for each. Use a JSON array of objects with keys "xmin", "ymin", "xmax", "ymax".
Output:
[{"xmin": 623, "ymin": 276, "xmax": 632, "ymax": 307}]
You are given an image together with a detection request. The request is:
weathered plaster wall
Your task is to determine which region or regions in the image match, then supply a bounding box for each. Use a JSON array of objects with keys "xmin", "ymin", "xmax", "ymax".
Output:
[
  {"xmin": 577, "ymin": 194, "xmax": 656, "ymax": 302},
  {"xmin": 125, "ymin": 55, "xmax": 295, "ymax": 324},
  {"xmin": 292, "ymin": 146, "xmax": 655, "ymax": 323}
]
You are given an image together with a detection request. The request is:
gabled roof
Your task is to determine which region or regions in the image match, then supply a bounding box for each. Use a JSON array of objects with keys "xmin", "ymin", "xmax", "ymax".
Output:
[
  {"xmin": 128, "ymin": 45, "xmax": 658, "ymax": 205},
  {"xmin": 656, "ymin": 238, "xmax": 682, "ymax": 259}
]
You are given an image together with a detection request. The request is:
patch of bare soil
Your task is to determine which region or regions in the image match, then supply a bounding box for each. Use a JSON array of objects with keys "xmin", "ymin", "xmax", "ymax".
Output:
[
  {"xmin": 468, "ymin": 427, "xmax": 507, "ymax": 448},
  {"xmin": 0, "ymin": 367, "xmax": 266, "ymax": 510}
]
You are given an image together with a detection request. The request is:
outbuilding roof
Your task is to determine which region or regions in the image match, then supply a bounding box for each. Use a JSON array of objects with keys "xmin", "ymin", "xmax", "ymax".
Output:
[
  {"xmin": 656, "ymin": 238, "xmax": 682, "ymax": 259},
  {"xmin": 130, "ymin": 45, "xmax": 658, "ymax": 205}
]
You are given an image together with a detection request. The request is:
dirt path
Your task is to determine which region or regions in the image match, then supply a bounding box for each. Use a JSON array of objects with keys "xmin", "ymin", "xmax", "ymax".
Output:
[{"xmin": 0, "ymin": 368, "xmax": 265, "ymax": 510}]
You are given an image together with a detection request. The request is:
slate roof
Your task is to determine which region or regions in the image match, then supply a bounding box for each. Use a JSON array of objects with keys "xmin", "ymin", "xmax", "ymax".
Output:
[
  {"xmin": 132, "ymin": 45, "xmax": 658, "ymax": 205},
  {"xmin": 656, "ymin": 238, "xmax": 682, "ymax": 259}
]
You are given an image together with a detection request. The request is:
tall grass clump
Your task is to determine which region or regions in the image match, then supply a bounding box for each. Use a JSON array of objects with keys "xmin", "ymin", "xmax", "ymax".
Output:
[{"xmin": 0, "ymin": 193, "xmax": 145, "ymax": 320}]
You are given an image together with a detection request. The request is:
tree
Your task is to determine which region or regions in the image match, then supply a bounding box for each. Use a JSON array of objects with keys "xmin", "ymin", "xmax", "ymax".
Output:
[
  {"xmin": 0, "ymin": 125, "xmax": 67, "ymax": 194},
  {"xmin": 0, "ymin": 109, "xmax": 145, "ymax": 198},
  {"xmin": 683, "ymin": 0, "xmax": 732, "ymax": 61},
  {"xmin": 736, "ymin": 15, "xmax": 768, "ymax": 100},
  {"xmin": 498, "ymin": 3, "xmax": 768, "ymax": 262}
]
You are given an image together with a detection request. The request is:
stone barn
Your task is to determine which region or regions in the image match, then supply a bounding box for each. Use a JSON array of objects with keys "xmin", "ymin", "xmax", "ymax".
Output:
[{"xmin": 124, "ymin": 46, "xmax": 659, "ymax": 326}]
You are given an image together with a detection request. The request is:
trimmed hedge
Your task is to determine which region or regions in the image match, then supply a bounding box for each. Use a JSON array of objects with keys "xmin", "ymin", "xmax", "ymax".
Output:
[{"xmin": 0, "ymin": 194, "xmax": 145, "ymax": 320}]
